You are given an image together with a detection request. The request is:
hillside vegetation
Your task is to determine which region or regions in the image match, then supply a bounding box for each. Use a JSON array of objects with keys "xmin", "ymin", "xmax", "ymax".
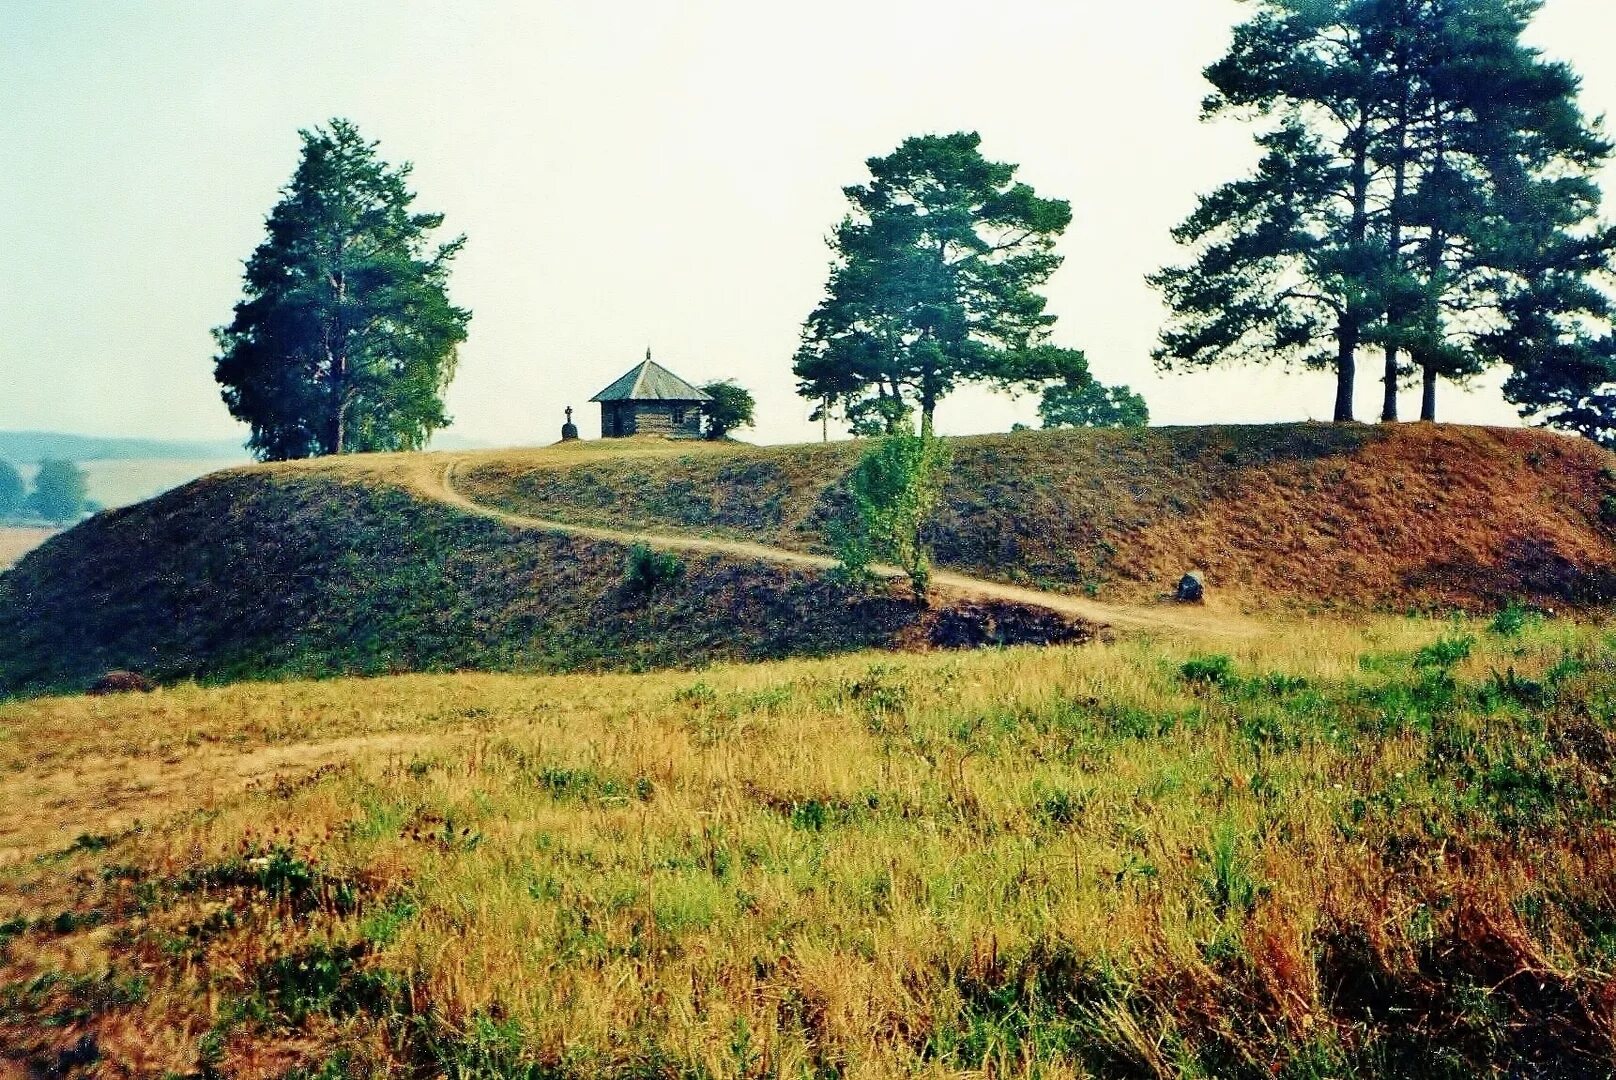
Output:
[
  {"xmin": 3, "ymin": 423, "xmax": 1613, "ymax": 698},
  {"xmin": 5, "ymin": 616, "xmax": 1616, "ymax": 1076},
  {"xmin": 458, "ymin": 424, "xmax": 1616, "ymax": 610},
  {"xmin": 0, "ymin": 458, "xmax": 1089, "ymax": 699}
]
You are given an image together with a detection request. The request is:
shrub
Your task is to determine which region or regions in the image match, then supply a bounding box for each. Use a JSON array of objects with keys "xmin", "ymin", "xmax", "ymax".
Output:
[
  {"xmin": 1489, "ymin": 603, "xmax": 1542, "ymax": 637},
  {"xmin": 1416, "ymin": 633, "xmax": 1476, "ymax": 669},
  {"xmin": 1180, "ymin": 654, "xmax": 1235, "ymax": 685},
  {"xmin": 622, "ymin": 543, "xmax": 683, "ymax": 595}
]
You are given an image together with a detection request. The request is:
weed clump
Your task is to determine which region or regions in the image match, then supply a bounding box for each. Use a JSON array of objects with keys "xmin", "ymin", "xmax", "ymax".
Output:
[
  {"xmin": 1180, "ymin": 653, "xmax": 1235, "ymax": 685},
  {"xmin": 621, "ymin": 543, "xmax": 684, "ymax": 595}
]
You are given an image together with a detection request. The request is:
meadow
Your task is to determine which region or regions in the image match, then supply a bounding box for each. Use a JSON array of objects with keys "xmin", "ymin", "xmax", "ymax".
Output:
[{"xmin": 5, "ymin": 610, "xmax": 1616, "ymax": 1077}]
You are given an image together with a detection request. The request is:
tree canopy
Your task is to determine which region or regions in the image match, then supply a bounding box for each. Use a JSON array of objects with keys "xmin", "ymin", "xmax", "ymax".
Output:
[
  {"xmin": 0, "ymin": 461, "xmax": 22, "ymax": 519},
  {"xmin": 793, "ymin": 132, "xmax": 1089, "ymax": 434},
  {"xmin": 1039, "ymin": 380, "xmax": 1150, "ymax": 429},
  {"xmin": 699, "ymin": 380, "xmax": 756, "ymax": 441},
  {"xmin": 27, "ymin": 459, "xmax": 88, "ymax": 524},
  {"xmin": 1152, "ymin": 0, "xmax": 1613, "ymax": 426},
  {"xmin": 215, "ymin": 119, "xmax": 471, "ymax": 461}
]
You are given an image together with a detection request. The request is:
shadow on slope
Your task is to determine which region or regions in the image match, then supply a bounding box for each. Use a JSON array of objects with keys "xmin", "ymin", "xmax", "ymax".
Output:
[{"xmin": 0, "ymin": 468, "xmax": 1094, "ymax": 699}]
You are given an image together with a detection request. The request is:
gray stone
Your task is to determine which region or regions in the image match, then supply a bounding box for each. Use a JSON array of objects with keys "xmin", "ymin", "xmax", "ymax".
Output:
[{"xmin": 1175, "ymin": 571, "xmax": 1205, "ymax": 604}]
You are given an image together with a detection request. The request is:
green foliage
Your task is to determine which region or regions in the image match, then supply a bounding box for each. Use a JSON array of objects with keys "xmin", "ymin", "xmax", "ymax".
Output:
[
  {"xmin": 698, "ymin": 380, "xmax": 756, "ymax": 441},
  {"xmin": 1038, "ymin": 380, "xmax": 1150, "ymax": 429},
  {"xmin": 0, "ymin": 459, "xmax": 22, "ymax": 519},
  {"xmin": 214, "ymin": 118, "xmax": 470, "ymax": 461},
  {"xmin": 1489, "ymin": 603, "xmax": 1543, "ymax": 638},
  {"xmin": 1153, "ymin": 0, "xmax": 1614, "ymax": 427},
  {"xmin": 1204, "ymin": 819, "xmax": 1262, "ymax": 917},
  {"xmin": 793, "ymin": 131, "xmax": 1089, "ymax": 432},
  {"xmin": 1416, "ymin": 633, "xmax": 1476, "ymax": 670},
  {"xmin": 1180, "ymin": 654, "xmax": 1234, "ymax": 685},
  {"xmin": 26, "ymin": 458, "xmax": 88, "ymax": 523},
  {"xmin": 840, "ymin": 426, "xmax": 952, "ymax": 600},
  {"xmin": 621, "ymin": 543, "xmax": 683, "ymax": 595}
]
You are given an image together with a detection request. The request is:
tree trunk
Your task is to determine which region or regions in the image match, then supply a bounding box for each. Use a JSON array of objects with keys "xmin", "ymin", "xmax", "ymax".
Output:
[
  {"xmin": 1334, "ymin": 320, "xmax": 1358, "ymax": 423},
  {"xmin": 1382, "ymin": 347, "xmax": 1400, "ymax": 424},
  {"xmin": 1335, "ymin": 101, "xmax": 1372, "ymax": 424},
  {"xmin": 1420, "ymin": 364, "xmax": 1437, "ymax": 422},
  {"xmin": 1382, "ymin": 26, "xmax": 1412, "ymax": 425}
]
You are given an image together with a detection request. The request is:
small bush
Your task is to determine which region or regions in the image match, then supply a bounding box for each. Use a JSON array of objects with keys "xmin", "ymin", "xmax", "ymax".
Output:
[
  {"xmin": 1416, "ymin": 634, "xmax": 1476, "ymax": 669},
  {"xmin": 1180, "ymin": 654, "xmax": 1234, "ymax": 685},
  {"xmin": 1489, "ymin": 603, "xmax": 1542, "ymax": 637},
  {"xmin": 622, "ymin": 543, "xmax": 684, "ymax": 595}
]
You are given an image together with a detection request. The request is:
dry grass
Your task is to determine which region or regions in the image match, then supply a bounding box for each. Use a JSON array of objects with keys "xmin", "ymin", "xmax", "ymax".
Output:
[
  {"xmin": 0, "ymin": 528, "xmax": 55, "ymax": 570},
  {"xmin": 453, "ymin": 424, "xmax": 1616, "ymax": 611},
  {"xmin": 6, "ymin": 612, "xmax": 1616, "ymax": 1076}
]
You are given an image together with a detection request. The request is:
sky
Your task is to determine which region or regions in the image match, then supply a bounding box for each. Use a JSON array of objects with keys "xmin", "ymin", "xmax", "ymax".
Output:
[{"xmin": 4, "ymin": 1, "xmax": 1616, "ymax": 448}]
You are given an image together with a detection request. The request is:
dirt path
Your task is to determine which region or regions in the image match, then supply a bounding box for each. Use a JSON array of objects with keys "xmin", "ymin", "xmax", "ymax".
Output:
[{"xmin": 418, "ymin": 457, "xmax": 1260, "ymax": 638}]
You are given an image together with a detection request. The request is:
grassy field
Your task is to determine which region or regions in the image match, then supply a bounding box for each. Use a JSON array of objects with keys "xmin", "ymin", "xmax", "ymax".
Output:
[{"xmin": 5, "ymin": 612, "xmax": 1616, "ymax": 1077}]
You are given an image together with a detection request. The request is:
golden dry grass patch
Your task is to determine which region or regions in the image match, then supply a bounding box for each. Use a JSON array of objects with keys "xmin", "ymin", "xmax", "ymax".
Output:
[{"xmin": 0, "ymin": 527, "xmax": 55, "ymax": 570}]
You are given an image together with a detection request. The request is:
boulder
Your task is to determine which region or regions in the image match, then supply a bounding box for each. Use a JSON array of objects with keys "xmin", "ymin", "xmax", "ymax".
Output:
[
  {"xmin": 1175, "ymin": 572, "xmax": 1205, "ymax": 604},
  {"xmin": 88, "ymin": 670, "xmax": 155, "ymax": 696}
]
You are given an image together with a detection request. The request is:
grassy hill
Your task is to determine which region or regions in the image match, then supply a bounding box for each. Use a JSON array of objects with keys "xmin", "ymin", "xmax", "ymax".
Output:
[
  {"xmin": 459, "ymin": 423, "xmax": 1616, "ymax": 610},
  {"xmin": 2, "ymin": 423, "xmax": 1613, "ymax": 697},
  {"xmin": 0, "ymin": 457, "xmax": 1090, "ymax": 698},
  {"xmin": 5, "ymin": 615, "xmax": 1616, "ymax": 1076}
]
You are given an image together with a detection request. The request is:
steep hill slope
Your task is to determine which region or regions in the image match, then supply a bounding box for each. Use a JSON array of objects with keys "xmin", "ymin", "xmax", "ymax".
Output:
[{"xmin": 456, "ymin": 423, "xmax": 1616, "ymax": 610}]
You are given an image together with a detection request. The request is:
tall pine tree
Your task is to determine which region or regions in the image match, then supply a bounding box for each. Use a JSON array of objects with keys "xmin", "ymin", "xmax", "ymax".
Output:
[
  {"xmin": 794, "ymin": 133, "xmax": 1089, "ymax": 434},
  {"xmin": 215, "ymin": 120, "xmax": 470, "ymax": 460},
  {"xmin": 1153, "ymin": 0, "xmax": 1613, "ymax": 426}
]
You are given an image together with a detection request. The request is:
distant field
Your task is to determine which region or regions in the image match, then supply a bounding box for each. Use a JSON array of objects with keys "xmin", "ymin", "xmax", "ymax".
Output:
[
  {"xmin": 17, "ymin": 456, "xmax": 245, "ymax": 510},
  {"xmin": 0, "ymin": 527, "xmax": 55, "ymax": 569}
]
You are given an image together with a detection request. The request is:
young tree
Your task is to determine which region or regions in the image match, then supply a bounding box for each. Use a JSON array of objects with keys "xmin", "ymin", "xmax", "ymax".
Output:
[
  {"xmin": 698, "ymin": 380, "xmax": 756, "ymax": 440},
  {"xmin": 1039, "ymin": 380, "xmax": 1150, "ymax": 429},
  {"xmin": 794, "ymin": 132, "xmax": 1089, "ymax": 434},
  {"xmin": 215, "ymin": 119, "xmax": 471, "ymax": 461},
  {"xmin": 27, "ymin": 459, "xmax": 88, "ymax": 524},
  {"xmin": 0, "ymin": 460, "xmax": 22, "ymax": 519},
  {"xmin": 837, "ymin": 425, "xmax": 952, "ymax": 601}
]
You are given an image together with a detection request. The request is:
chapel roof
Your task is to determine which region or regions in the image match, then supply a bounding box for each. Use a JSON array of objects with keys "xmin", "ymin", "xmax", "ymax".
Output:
[{"xmin": 590, "ymin": 355, "xmax": 713, "ymax": 403}]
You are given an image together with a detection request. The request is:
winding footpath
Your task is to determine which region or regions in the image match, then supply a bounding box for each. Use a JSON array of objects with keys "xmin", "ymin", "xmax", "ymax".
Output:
[{"xmin": 416, "ymin": 457, "xmax": 1261, "ymax": 639}]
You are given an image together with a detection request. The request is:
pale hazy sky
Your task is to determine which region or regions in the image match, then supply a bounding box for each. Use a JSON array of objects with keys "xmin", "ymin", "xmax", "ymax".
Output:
[{"xmin": 4, "ymin": 1, "xmax": 1616, "ymax": 447}]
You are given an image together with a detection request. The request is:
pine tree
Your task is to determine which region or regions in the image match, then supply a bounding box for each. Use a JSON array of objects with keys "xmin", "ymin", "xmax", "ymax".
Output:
[
  {"xmin": 214, "ymin": 119, "xmax": 470, "ymax": 460},
  {"xmin": 1375, "ymin": 0, "xmax": 1612, "ymax": 421},
  {"xmin": 794, "ymin": 133, "xmax": 1088, "ymax": 434},
  {"xmin": 1152, "ymin": 0, "xmax": 1397, "ymax": 422},
  {"xmin": 1153, "ymin": 0, "xmax": 1612, "ymax": 425}
]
